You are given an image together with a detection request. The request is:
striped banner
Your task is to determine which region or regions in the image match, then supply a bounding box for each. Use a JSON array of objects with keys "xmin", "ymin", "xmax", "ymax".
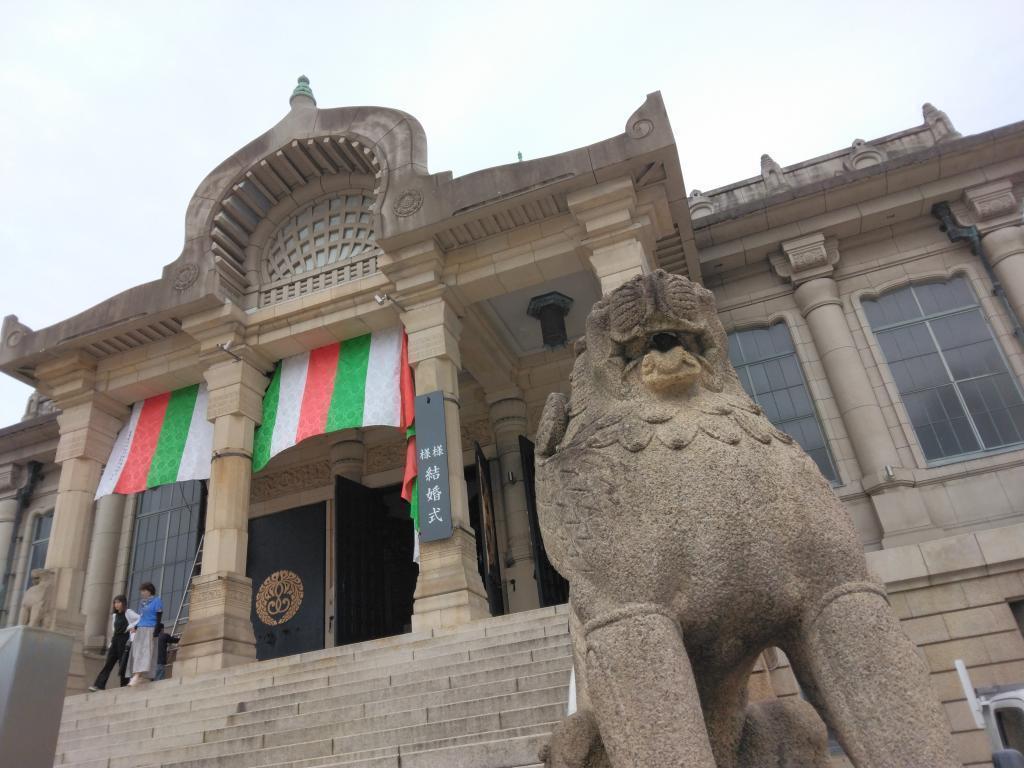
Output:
[
  {"xmin": 253, "ymin": 328, "xmax": 414, "ymax": 472},
  {"xmin": 95, "ymin": 383, "xmax": 214, "ymax": 498}
]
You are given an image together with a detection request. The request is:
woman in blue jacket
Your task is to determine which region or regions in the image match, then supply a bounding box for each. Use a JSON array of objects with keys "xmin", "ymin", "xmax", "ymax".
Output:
[{"xmin": 126, "ymin": 582, "xmax": 162, "ymax": 685}]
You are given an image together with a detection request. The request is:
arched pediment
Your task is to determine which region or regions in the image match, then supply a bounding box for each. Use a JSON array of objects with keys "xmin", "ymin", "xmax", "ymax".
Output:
[{"xmin": 173, "ymin": 91, "xmax": 429, "ymax": 305}]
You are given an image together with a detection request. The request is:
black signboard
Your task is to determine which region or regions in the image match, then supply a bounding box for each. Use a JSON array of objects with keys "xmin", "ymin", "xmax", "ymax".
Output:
[
  {"xmin": 415, "ymin": 391, "xmax": 455, "ymax": 542},
  {"xmin": 247, "ymin": 503, "xmax": 326, "ymax": 660}
]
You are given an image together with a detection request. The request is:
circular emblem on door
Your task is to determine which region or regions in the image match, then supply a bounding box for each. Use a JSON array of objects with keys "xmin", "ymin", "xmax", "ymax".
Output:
[{"xmin": 255, "ymin": 569, "xmax": 304, "ymax": 626}]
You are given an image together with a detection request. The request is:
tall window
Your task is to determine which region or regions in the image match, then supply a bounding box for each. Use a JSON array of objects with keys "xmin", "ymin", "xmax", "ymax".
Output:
[
  {"xmin": 127, "ymin": 481, "xmax": 204, "ymax": 626},
  {"xmin": 863, "ymin": 276, "xmax": 1024, "ymax": 462},
  {"xmin": 25, "ymin": 512, "xmax": 53, "ymax": 588},
  {"xmin": 728, "ymin": 324, "xmax": 839, "ymax": 483}
]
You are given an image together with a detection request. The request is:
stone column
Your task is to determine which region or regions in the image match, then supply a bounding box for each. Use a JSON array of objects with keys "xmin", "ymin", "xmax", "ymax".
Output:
[
  {"xmin": 175, "ymin": 356, "xmax": 268, "ymax": 676},
  {"xmin": 486, "ymin": 390, "xmax": 540, "ymax": 613},
  {"xmin": 330, "ymin": 429, "xmax": 365, "ymax": 483},
  {"xmin": 984, "ymin": 225, "xmax": 1024, "ymax": 324},
  {"xmin": 0, "ymin": 464, "xmax": 24, "ymax": 616},
  {"xmin": 964, "ymin": 182, "xmax": 1024, "ymax": 329},
  {"xmin": 80, "ymin": 493, "xmax": 127, "ymax": 649},
  {"xmin": 35, "ymin": 353, "xmax": 126, "ymax": 691},
  {"xmin": 402, "ymin": 292, "xmax": 490, "ymax": 631},
  {"xmin": 774, "ymin": 234, "xmax": 936, "ymax": 545},
  {"xmin": 568, "ymin": 177, "xmax": 655, "ymax": 295}
]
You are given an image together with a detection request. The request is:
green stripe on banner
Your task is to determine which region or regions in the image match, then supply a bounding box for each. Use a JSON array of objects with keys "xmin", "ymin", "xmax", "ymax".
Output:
[
  {"xmin": 146, "ymin": 385, "xmax": 200, "ymax": 487},
  {"xmin": 410, "ymin": 477, "xmax": 419, "ymax": 531},
  {"xmin": 325, "ymin": 334, "xmax": 371, "ymax": 433},
  {"xmin": 253, "ymin": 364, "xmax": 283, "ymax": 472}
]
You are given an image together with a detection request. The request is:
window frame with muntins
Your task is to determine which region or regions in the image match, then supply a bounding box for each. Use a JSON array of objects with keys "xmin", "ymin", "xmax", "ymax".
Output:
[
  {"xmin": 126, "ymin": 481, "xmax": 205, "ymax": 626},
  {"xmin": 862, "ymin": 275, "xmax": 1024, "ymax": 465},
  {"xmin": 727, "ymin": 322, "xmax": 841, "ymax": 484},
  {"xmin": 24, "ymin": 510, "xmax": 53, "ymax": 591}
]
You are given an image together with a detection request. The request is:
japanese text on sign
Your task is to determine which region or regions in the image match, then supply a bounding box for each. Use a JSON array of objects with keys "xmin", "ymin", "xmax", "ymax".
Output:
[{"xmin": 414, "ymin": 391, "xmax": 454, "ymax": 542}]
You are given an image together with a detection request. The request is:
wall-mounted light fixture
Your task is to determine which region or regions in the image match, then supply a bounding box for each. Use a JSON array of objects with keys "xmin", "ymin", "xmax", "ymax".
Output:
[
  {"xmin": 527, "ymin": 291, "xmax": 574, "ymax": 349},
  {"xmin": 374, "ymin": 292, "xmax": 408, "ymax": 312}
]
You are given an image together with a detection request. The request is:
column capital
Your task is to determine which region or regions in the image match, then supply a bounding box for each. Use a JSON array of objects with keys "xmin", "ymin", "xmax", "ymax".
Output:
[
  {"xmin": 568, "ymin": 177, "xmax": 657, "ymax": 267},
  {"xmin": 487, "ymin": 390, "xmax": 528, "ymax": 439},
  {"xmin": 771, "ymin": 233, "xmax": 840, "ymax": 286},
  {"xmin": 377, "ymin": 239, "xmax": 446, "ymax": 301},
  {"xmin": 54, "ymin": 393, "xmax": 128, "ymax": 465},
  {"xmin": 0, "ymin": 462, "xmax": 25, "ymax": 502},
  {"xmin": 401, "ymin": 294, "xmax": 464, "ymax": 369},
  {"xmin": 35, "ymin": 351, "xmax": 99, "ymax": 410},
  {"xmin": 203, "ymin": 358, "xmax": 269, "ymax": 426},
  {"xmin": 183, "ymin": 302, "xmax": 274, "ymax": 372},
  {"xmin": 963, "ymin": 180, "xmax": 1021, "ymax": 235}
]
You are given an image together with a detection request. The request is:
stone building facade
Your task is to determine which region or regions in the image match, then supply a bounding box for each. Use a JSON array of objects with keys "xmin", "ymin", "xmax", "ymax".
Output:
[{"xmin": 1, "ymin": 80, "xmax": 1022, "ymax": 765}]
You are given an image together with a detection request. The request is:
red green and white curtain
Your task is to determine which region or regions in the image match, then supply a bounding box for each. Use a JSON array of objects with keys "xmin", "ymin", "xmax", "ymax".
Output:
[
  {"xmin": 252, "ymin": 327, "xmax": 415, "ymax": 471},
  {"xmin": 95, "ymin": 383, "xmax": 214, "ymax": 498}
]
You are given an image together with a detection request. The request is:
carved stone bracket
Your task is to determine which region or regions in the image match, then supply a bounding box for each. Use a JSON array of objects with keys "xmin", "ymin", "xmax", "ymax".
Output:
[
  {"xmin": 770, "ymin": 233, "xmax": 840, "ymax": 285},
  {"xmin": 962, "ymin": 180, "xmax": 1021, "ymax": 233}
]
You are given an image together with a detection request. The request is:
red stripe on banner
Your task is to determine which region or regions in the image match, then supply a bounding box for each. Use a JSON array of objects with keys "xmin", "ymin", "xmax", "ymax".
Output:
[
  {"xmin": 400, "ymin": 331, "xmax": 415, "ymax": 430},
  {"xmin": 401, "ymin": 433, "xmax": 417, "ymax": 503},
  {"xmin": 295, "ymin": 343, "xmax": 341, "ymax": 442},
  {"xmin": 114, "ymin": 392, "xmax": 171, "ymax": 493}
]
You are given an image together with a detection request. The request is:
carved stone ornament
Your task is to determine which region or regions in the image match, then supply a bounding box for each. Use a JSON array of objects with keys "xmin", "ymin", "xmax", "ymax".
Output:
[
  {"xmin": 534, "ymin": 270, "xmax": 958, "ymax": 768},
  {"xmin": 173, "ymin": 262, "xmax": 200, "ymax": 291},
  {"xmin": 5, "ymin": 329, "xmax": 23, "ymax": 348},
  {"xmin": 251, "ymin": 460, "xmax": 331, "ymax": 502},
  {"xmin": 842, "ymin": 139, "xmax": 888, "ymax": 172},
  {"xmin": 770, "ymin": 233, "xmax": 840, "ymax": 285},
  {"xmin": 628, "ymin": 118, "xmax": 654, "ymax": 139},
  {"xmin": 255, "ymin": 569, "xmax": 304, "ymax": 626},
  {"xmin": 760, "ymin": 153, "xmax": 790, "ymax": 193},
  {"xmin": 687, "ymin": 189, "xmax": 715, "ymax": 218},
  {"xmin": 392, "ymin": 188, "xmax": 424, "ymax": 217},
  {"xmin": 963, "ymin": 180, "xmax": 1019, "ymax": 225}
]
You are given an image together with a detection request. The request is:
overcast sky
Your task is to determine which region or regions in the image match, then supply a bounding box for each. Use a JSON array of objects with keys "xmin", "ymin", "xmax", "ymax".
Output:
[{"xmin": 1, "ymin": 0, "xmax": 1021, "ymax": 428}]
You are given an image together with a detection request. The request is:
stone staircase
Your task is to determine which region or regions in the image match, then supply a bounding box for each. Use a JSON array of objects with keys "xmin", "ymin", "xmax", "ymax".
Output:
[{"xmin": 54, "ymin": 605, "xmax": 572, "ymax": 768}]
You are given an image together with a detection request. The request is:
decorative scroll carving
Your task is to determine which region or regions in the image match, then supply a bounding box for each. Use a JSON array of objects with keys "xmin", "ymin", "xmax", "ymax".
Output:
[{"xmin": 251, "ymin": 460, "xmax": 331, "ymax": 502}]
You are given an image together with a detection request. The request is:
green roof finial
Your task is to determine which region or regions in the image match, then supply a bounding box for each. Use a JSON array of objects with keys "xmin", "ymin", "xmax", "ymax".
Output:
[{"xmin": 290, "ymin": 75, "xmax": 316, "ymax": 107}]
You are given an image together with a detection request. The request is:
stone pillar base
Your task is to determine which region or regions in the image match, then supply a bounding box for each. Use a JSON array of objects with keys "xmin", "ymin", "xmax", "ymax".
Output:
[
  {"xmin": 174, "ymin": 572, "xmax": 256, "ymax": 676},
  {"xmin": 34, "ymin": 606, "xmax": 90, "ymax": 693},
  {"xmin": 412, "ymin": 528, "xmax": 491, "ymax": 632}
]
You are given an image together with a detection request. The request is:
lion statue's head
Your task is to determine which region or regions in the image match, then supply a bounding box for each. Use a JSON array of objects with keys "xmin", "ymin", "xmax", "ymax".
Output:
[{"xmin": 575, "ymin": 270, "xmax": 741, "ymax": 405}]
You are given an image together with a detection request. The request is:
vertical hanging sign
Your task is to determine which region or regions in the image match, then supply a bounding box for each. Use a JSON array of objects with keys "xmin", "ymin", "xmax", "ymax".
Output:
[{"xmin": 415, "ymin": 391, "xmax": 454, "ymax": 542}]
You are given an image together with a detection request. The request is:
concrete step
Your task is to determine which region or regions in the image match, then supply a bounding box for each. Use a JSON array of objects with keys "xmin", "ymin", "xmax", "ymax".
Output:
[
  {"xmin": 63, "ymin": 606, "xmax": 568, "ymax": 713},
  {"xmin": 62, "ymin": 614, "xmax": 569, "ymax": 722},
  {"xmin": 54, "ymin": 606, "xmax": 573, "ymax": 768},
  {"xmin": 57, "ymin": 638, "xmax": 571, "ymax": 743}
]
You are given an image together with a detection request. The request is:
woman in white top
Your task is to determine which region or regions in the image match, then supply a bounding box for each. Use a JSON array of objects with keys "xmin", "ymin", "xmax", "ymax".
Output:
[{"xmin": 88, "ymin": 595, "xmax": 139, "ymax": 691}]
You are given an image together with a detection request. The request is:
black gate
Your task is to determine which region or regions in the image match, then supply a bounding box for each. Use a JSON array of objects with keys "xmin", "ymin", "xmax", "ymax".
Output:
[
  {"xmin": 519, "ymin": 436, "xmax": 570, "ymax": 607},
  {"xmin": 247, "ymin": 503, "xmax": 326, "ymax": 660},
  {"xmin": 334, "ymin": 477, "xmax": 417, "ymax": 646},
  {"xmin": 474, "ymin": 445, "xmax": 505, "ymax": 616}
]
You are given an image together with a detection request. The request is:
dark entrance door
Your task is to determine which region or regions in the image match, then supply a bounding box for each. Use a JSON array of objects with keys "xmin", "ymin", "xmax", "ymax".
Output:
[
  {"xmin": 474, "ymin": 445, "xmax": 505, "ymax": 616},
  {"xmin": 247, "ymin": 503, "xmax": 326, "ymax": 660},
  {"xmin": 519, "ymin": 436, "xmax": 570, "ymax": 607},
  {"xmin": 334, "ymin": 477, "xmax": 417, "ymax": 646}
]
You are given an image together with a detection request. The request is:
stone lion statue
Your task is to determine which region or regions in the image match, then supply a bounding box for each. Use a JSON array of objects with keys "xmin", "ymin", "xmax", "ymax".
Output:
[
  {"xmin": 534, "ymin": 271, "xmax": 957, "ymax": 767},
  {"xmin": 19, "ymin": 568, "xmax": 54, "ymax": 629}
]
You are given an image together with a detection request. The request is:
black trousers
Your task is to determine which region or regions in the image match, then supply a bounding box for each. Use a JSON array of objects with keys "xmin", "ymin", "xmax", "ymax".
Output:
[{"xmin": 93, "ymin": 633, "xmax": 130, "ymax": 689}]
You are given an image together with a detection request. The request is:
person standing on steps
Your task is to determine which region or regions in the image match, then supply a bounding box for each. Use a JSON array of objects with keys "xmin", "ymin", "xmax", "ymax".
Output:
[
  {"xmin": 153, "ymin": 623, "xmax": 179, "ymax": 681},
  {"xmin": 88, "ymin": 595, "xmax": 138, "ymax": 691},
  {"xmin": 127, "ymin": 582, "xmax": 162, "ymax": 686}
]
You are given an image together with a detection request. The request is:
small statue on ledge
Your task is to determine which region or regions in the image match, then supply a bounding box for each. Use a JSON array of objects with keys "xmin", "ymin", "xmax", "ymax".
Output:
[{"xmin": 19, "ymin": 568, "xmax": 55, "ymax": 629}]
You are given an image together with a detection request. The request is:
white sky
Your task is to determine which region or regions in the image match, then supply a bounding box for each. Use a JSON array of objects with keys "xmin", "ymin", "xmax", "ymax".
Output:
[{"xmin": 1, "ymin": 0, "xmax": 1021, "ymax": 428}]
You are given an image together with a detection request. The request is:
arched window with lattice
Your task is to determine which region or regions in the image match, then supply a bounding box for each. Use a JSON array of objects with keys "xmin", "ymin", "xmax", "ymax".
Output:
[{"xmin": 260, "ymin": 192, "xmax": 379, "ymax": 306}]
